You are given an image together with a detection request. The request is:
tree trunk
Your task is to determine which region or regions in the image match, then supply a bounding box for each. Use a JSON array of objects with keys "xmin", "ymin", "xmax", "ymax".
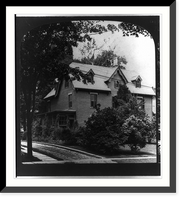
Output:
[
  {"xmin": 27, "ymin": 113, "xmax": 33, "ymax": 158},
  {"xmin": 23, "ymin": 112, "xmax": 27, "ymax": 132}
]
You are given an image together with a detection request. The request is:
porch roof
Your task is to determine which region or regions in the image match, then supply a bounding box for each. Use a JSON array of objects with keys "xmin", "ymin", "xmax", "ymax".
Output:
[{"xmin": 36, "ymin": 110, "xmax": 76, "ymax": 117}]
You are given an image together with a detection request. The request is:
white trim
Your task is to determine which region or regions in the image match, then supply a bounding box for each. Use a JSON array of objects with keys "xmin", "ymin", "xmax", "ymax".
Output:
[{"xmin": 90, "ymin": 92, "xmax": 98, "ymax": 95}]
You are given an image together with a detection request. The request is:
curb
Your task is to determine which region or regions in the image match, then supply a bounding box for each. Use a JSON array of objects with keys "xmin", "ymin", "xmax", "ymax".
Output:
[{"xmin": 30, "ymin": 141, "xmax": 104, "ymax": 159}]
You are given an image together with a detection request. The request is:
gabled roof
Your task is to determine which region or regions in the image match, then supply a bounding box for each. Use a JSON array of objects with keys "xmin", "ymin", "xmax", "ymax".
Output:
[
  {"xmin": 70, "ymin": 62, "xmax": 118, "ymax": 80},
  {"xmin": 120, "ymin": 69, "xmax": 140, "ymax": 83},
  {"xmin": 44, "ymin": 80, "xmax": 61, "ymax": 99},
  {"xmin": 72, "ymin": 76, "xmax": 111, "ymax": 91},
  {"xmin": 69, "ymin": 62, "xmax": 118, "ymax": 92},
  {"xmin": 131, "ymin": 75, "xmax": 142, "ymax": 82},
  {"xmin": 44, "ymin": 62, "xmax": 155, "ymax": 99},
  {"xmin": 44, "ymin": 88, "xmax": 56, "ymax": 99}
]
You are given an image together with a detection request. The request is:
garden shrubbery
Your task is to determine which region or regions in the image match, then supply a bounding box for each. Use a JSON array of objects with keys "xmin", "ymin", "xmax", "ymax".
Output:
[
  {"xmin": 82, "ymin": 107, "xmax": 128, "ymax": 154},
  {"xmin": 122, "ymin": 115, "xmax": 153, "ymax": 152},
  {"xmin": 31, "ymin": 85, "xmax": 156, "ymax": 154}
]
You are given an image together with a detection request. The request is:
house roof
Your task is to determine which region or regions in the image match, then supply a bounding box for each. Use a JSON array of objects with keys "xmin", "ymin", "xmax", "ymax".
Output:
[
  {"xmin": 44, "ymin": 62, "xmax": 155, "ymax": 99},
  {"xmin": 44, "ymin": 88, "xmax": 56, "ymax": 99},
  {"xmin": 70, "ymin": 62, "xmax": 118, "ymax": 92},
  {"xmin": 44, "ymin": 80, "xmax": 61, "ymax": 99},
  {"xmin": 126, "ymin": 82, "xmax": 155, "ymax": 96},
  {"xmin": 70, "ymin": 62, "xmax": 118, "ymax": 80},
  {"xmin": 120, "ymin": 69, "xmax": 140, "ymax": 82},
  {"xmin": 72, "ymin": 76, "xmax": 111, "ymax": 91}
]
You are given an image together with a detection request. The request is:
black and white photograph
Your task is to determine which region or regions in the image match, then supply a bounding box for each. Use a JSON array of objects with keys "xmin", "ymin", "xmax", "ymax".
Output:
[
  {"xmin": 4, "ymin": 4, "xmax": 176, "ymax": 193},
  {"xmin": 15, "ymin": 15, "xmax": 160, "ymax": 176}
]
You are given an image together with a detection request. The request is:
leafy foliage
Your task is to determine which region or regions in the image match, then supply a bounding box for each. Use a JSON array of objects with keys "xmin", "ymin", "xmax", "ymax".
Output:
[
  {"xmin": 82, "ymin": 107, "xmax": 127, "ymax": 154},
  {"xmin": 122, "ymin": 115, "xmax": 152, "ymax": 152},
  {"xmin": 93, "ymin": 50, "xmax": 127, "ymax": 67},
  {"xmin": 118, "ymin": 22, "xmax": 151, "ymax": 37},
  {"xmin": 20, "ymin": 20, "xmax": 118, "ymax": 156},
  {"xmin": 75, "ymin": 38, "xmax": 127, "ymax": 66},
  {"xmin": 113, "ymin": 84, "xmax": 132, "ymax": 108}
]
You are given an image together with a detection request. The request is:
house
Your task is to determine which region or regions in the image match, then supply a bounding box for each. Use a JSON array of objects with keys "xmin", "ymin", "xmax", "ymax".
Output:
[{"xmin": 42, "ymin": 62, "xmax": 155, "ymax": 128}]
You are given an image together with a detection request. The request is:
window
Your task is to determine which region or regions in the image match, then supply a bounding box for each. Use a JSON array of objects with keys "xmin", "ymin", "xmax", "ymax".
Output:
[
  {"xmin": 88, "ymin": 74, "xmax": 94, "ymax": 83},
  {"xmin": 65, "ymin": 79, "xmax": 69, "ymax": 88},
  {"xmin": 90, "ymin": 93, "xmax": 97, "ymax": 108},
  {"xmin": 136, "ymin": 80, "xmax": 141, "ymax": 88},
  {"xmin": 114, "ymin": 80, "xmax": 121, "ymax": 88},
  {"xmin": 137, "ymin": 96, "xmax": 145, "ymax": 110},
  {"xmin": 59, "ymin": 115, "xmax": 67, "ymax": 126},
  {"xmin": 68, "ymin": 94, "xmax": 72, "ymax": 108},
  {"xmin": 87, "ymin": 69, "xmax": 95, "ymax": 83},
  {"xmin": 68, "ymin": 114, "xmax": 75, "ymax": 128}
]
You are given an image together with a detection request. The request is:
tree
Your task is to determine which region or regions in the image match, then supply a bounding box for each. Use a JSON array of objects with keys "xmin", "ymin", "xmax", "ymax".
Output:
[
  {"xmin": 113, "ymin": 84, "xmax": 132, "ymax": 108},
  {"xmin": 115, "ymin": 85, "xmax": 147, "ymax": 123},
  {"xmin": 20, "ymin": 20, "xmax": 119, "ymax": 157},
  {"xmin": 93, "ymin": 50, "xmax": 127, "ymax": 67},
  {"xmin": 74, "ymin": 38, "xmax": 127, "ymax": 67}
]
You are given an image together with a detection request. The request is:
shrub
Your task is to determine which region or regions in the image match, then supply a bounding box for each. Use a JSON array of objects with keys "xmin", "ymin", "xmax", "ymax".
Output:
[
  {"xmin": 147, "ymin": 115, "xmax": 156, "ymax": 143},
  {"xmin": 51, "ymin": 127, "xmax": 63, "ymax": 140},
  {"xmin": 122, "ymin": 115, "xmax": 152, "ymax": 152},
  {"xmin": 83, "ymin": 107, "xmax": 127, "ymax": 154},
  {"xmin": 74, "ymin": 127, "xmax": 88, "ymax": 146},
  {"xmin": 60, "ymin": 128, "xmax": 77, "ymax": 145},
  {"xmin": 32, "ymin": 118, "xmax": 42, "ymax": 137}
]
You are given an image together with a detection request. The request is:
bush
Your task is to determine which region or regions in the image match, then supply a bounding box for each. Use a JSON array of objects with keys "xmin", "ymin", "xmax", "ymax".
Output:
[
  {"xmin": 59, "ymin": 128, "xmax": 77, "ymax": 145},
  {"xmin": 74, "ymin": 127, "xmax": 88, "ymax": 146},
  {"xmin": 122, "ymin": 115, "xmax": 152, "ymax": 152},
  {"xmin": 51, "ymin": 127, "xmax": 63, "ymax": 140},
  {"xmin": 83, "ymin": 107, "xmax": 127, "ymax": 154}
]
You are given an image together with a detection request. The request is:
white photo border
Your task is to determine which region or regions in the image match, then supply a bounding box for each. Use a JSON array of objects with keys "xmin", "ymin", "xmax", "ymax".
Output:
[{"xmin": 5, "ymin": 4, "xmax": 176, "ymax": 192}]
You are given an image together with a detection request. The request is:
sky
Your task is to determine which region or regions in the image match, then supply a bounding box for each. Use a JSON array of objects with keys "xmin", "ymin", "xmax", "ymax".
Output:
[{"xmin": 73, "ymin": 21, "xmax": 155, "ymax": 87}]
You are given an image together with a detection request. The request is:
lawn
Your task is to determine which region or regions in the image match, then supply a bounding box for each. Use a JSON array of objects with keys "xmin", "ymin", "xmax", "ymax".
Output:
[{"xmin": 31, "ymin": 138, "xmax": 157, "ymax": 159}]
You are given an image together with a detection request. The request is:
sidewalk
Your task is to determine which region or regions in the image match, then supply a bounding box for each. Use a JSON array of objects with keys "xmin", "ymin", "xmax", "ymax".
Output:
[
  {"xmin": 21, "ymin": 146, "xmax": 57, "ymax": 162},
  {"xmin": 21, "ymin": 141, "xmax": 156, "ymax": 164}
]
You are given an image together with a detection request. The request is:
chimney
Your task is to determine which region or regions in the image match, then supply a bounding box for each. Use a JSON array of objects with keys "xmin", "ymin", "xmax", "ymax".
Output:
[{"xmin": 113, "ymin": 56, "xmax": 118, "ymax": 66}]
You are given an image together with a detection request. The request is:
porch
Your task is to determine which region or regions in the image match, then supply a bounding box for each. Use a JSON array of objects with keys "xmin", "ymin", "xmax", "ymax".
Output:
[{"xmin": 36, "ymin": 110, "xmax": 77, "ymax": 129}]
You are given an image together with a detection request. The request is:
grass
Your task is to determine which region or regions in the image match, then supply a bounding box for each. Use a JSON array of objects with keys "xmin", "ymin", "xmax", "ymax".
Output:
[{"xmin": 34, "ymin": 140, "xmax": 157, "ymax": 158}]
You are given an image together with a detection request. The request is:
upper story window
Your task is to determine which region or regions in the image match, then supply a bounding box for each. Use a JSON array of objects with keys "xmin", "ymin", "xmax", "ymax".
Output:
[
  {"xmin": 135, "ymin": 79, "xmax": 141, "ymax": 88},
  {"xmin": 137, "ymin": 96, "xmax": 145, "ymax": 110},
  {"xmin": 132, "ymin": 76, "xmax": 142, "ymax": 88},
  {"xmin": 68, "ymin": 93, "xmax": 72, "ymax": 108},
  {"xmin": 87, "ymin": 69, "xmax": 95, "ymax": 84},
  {"xmin": 114, "ymin": 80, "xmax": 121, "ymax": 88},
  {"xmin": 90, "ymin": 93, "xmax": 97, "ymax": 108}
]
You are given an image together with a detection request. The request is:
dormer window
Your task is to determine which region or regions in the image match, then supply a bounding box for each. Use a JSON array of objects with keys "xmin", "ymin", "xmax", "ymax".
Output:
[
  {"xmin": 87, "ymin": 69, "xmax": 95, "ymax": 83},
  {"xmin": 136, "ymin": 79, "xmax": 141, "ymax": 88},
  {"xmin": 132, "ymin": 76, "xmax": 142, "ymax": 88},
  {"xmin": 114, "ymin": 80, "xmax": 120, "ymax": 88}
]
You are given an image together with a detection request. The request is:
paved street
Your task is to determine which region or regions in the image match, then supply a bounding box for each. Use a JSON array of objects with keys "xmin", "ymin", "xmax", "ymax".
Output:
[{"xmin": 21, "ymin": 141, "xmax": 157, "ymax": 164}]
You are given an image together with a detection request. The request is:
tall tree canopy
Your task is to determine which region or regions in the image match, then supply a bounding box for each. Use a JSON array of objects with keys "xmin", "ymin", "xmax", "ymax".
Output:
[{"xmin": 20, "ymin": 20, "xmax": 120, "ymax": 157}]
